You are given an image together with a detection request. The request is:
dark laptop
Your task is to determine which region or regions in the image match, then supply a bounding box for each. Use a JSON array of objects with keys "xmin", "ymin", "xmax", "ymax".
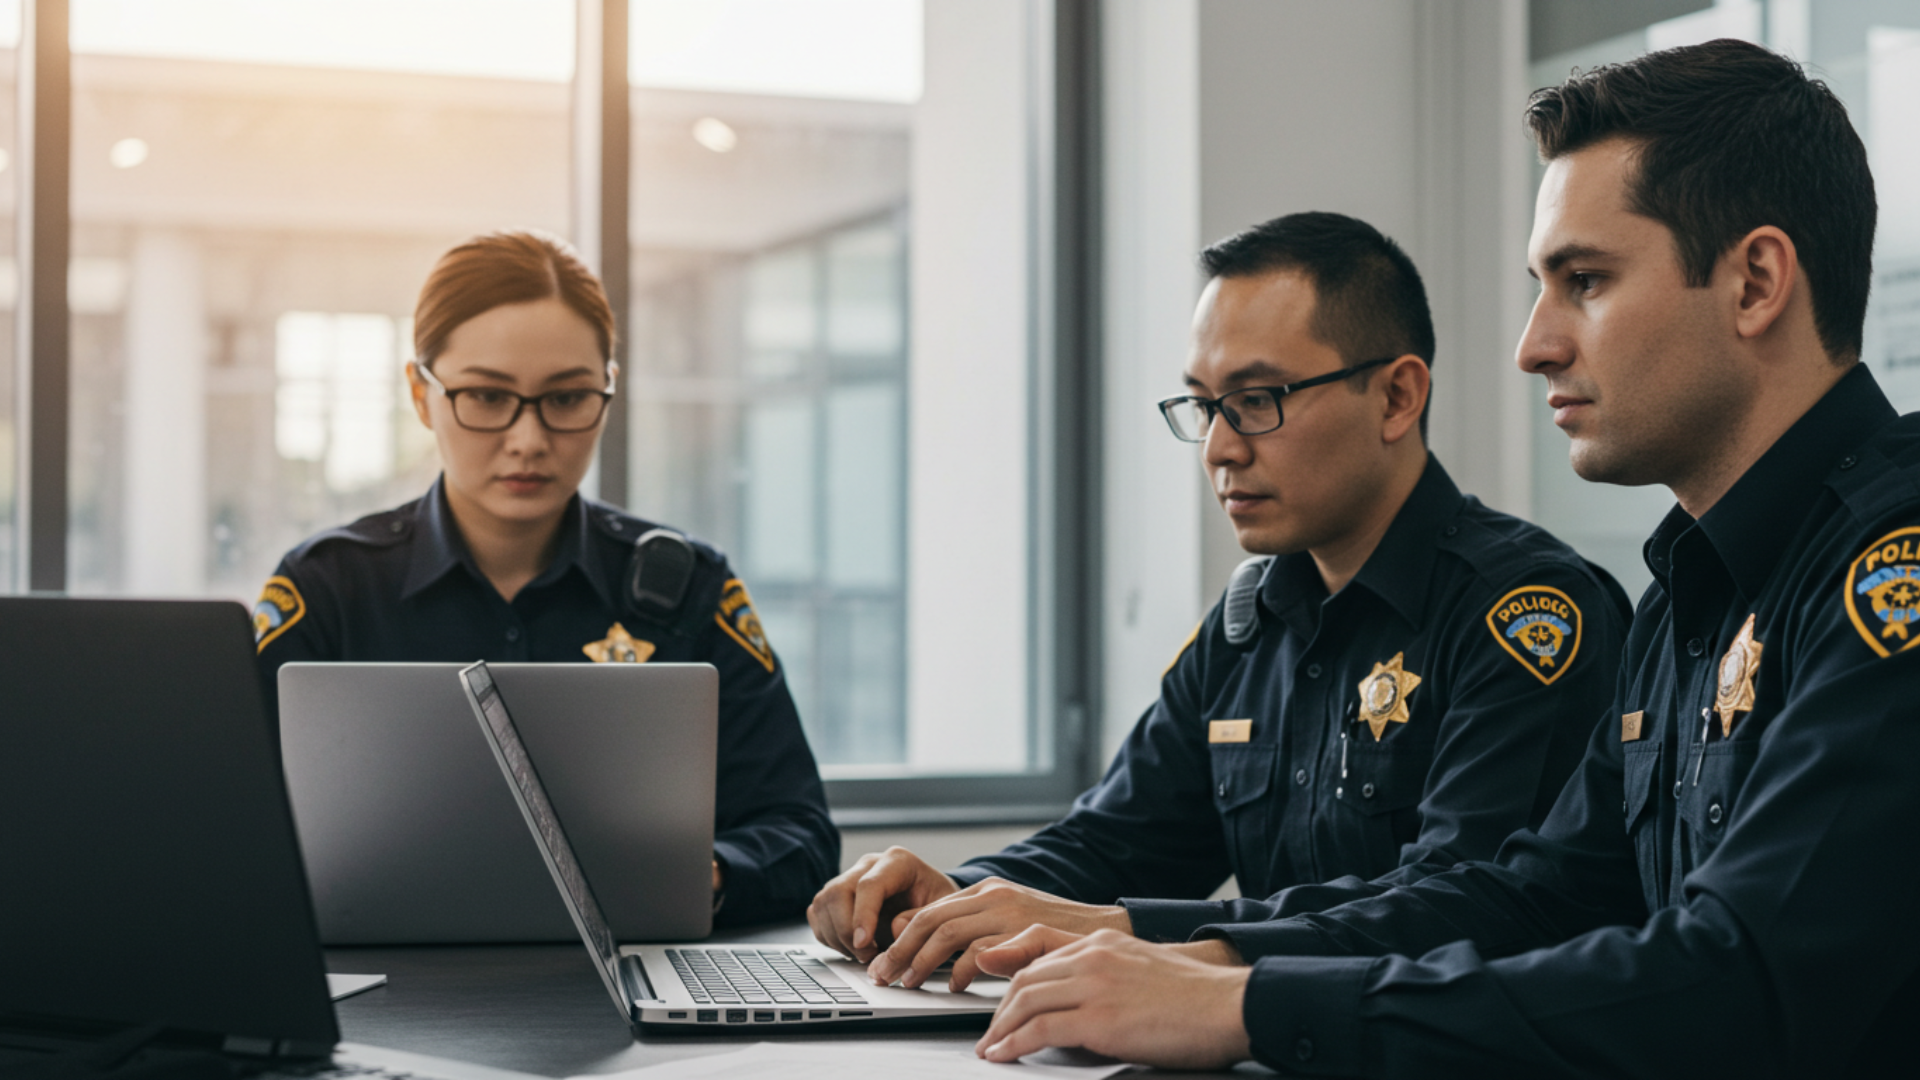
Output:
[{"xmin": 0, "ymin": 596, "xmax": 536, "ymax": 1079}]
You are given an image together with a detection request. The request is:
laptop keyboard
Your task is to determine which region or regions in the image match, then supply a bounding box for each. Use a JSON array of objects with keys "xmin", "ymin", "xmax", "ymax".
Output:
[{"xmin": 665, "ymin": 948, "xmax": 869, "ymax": 1007}]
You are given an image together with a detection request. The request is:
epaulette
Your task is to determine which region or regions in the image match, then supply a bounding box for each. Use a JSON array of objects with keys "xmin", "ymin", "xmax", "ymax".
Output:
[
  {"xmin": 287, "ymin": 504, "xmax": 418, "ymax": 561},
  {"xmin": 1223, "ymin": 556, "xmax": 1271, "ymax": 646}
]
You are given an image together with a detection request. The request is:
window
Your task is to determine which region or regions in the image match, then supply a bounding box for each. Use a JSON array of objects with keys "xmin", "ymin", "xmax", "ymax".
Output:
[{"xmin": 7, "ymin": 0, "xmax": 1100, "ymax": 820}]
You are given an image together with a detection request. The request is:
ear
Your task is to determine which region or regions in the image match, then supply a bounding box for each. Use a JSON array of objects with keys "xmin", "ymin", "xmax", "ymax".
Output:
[
  {"xmin": 1728, "ymin": 225, "xmax": 1799, "ymax": 343},
  {"xmin": 405, "ymin": 361, "xmax": 434, "ymax": 429},
  {"xmin": 1379, "ymin": 354, "xmax": 1429, "ymax": 446}
]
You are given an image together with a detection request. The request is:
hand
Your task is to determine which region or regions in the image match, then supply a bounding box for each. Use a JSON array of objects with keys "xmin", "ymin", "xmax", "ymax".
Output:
[
  {"xmin": 866, "ymin": 877, "xmax": 1131, "ymax": 992},
  {"xmin": 807, "ymin": 847, "xmax": 959, "ymax": 963},
  {"xmin": 973, "ymin": 927, "xmax": 1253, "ymax": 1070},
  {"xmin": 712, "ymin": 860, "xmax": 723, "ymax": 894},
  {"xmin": 976, "ymin": 928, "xmax": 1244, "ymax": 981}
]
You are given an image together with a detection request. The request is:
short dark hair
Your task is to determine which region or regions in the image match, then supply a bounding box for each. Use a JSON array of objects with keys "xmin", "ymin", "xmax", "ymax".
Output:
[
  {"xmin": 1526, "ymin": 38, "xmax": 1875, "ymax": 365},
  {"xmin": 1200, "ymin": 211, "xmax": 1436, "ymax": 436}
]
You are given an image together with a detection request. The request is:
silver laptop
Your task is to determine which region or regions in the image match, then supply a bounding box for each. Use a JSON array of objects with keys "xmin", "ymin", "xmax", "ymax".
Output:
[
  {"xmin": 280, "ymin": 662, "xmax": 715, "ymax": 945},
  {"xmin": 458, "ymin": 660, "xmax": 1004, "ymax": 1031}
]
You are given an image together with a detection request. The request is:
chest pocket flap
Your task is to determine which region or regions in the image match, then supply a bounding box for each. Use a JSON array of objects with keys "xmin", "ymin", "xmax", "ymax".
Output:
[
  {"xmin": 1210, "ymin": 743, "xmax": 1276, "ymax": 813},
  {"xmin": 1623, "ymin": 743, "xmax": 1660, "ymax": 831}
]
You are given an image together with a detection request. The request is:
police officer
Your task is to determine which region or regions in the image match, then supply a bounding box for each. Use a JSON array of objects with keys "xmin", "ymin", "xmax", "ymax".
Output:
[
  {"xmin": 970, "ymin": 41, "xmax": 1920, "ymax": 1076},
  {"xmin": 253, "ymin": 230, "xmax": 837, "ymax": 925},
  {"xmin": 809, "ymin": 213, "xmax": 1631, "ymax": 991}
]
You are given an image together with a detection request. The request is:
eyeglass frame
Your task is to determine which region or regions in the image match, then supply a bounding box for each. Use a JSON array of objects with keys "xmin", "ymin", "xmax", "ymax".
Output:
[
  {"xmin": 411, "ymin": 358, "xmax": 620, "ymax": 433},
  {"xmin": 1156, "ymin": 357, "xmax": 1396, "ymax": 443}
]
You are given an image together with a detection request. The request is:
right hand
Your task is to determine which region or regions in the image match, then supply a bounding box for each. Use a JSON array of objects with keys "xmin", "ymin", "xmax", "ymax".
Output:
[{"xmin": 807, "ymin": 846, "xmax": 960, "ymax": 963}]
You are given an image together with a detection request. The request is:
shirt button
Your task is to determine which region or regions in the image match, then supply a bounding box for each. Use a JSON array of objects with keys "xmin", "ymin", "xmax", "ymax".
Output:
[
  {"xmin": 1295, "ymin": 1038, "xmax": 1315, "ymax": 1062},
  {"xmin": 1216, "ymin": 782, "xmax": 1227, "ymax": 798},
  {"xmin": 1442, "ymin": 525, "xmax": 1459, "ymax": 537},
  {"xmin": 1361, "ymin": 782, "xmax": 1376, "ymax": 799},
  {"xmin": 1687, "ymin": 638, "xmax": 1705, "ymax": 657},
  {"xmin": 1294, "ymin": 769, "xmax": 1309, "ymax": 786},
  {"xmin": 1709, "ymin": 802, "xmax": 1723, "ymax": 824},
  {"xmin": 506, "ymin": 627, "xmax": 521, "ymax": 643},
  {"xmin": 1840, "ymin": 454, "xmax": 1858, "ymax": 470},
  {"xmin": 1673, "ymin": 780, "xmax": 1683, "ymax": 800},
  {"xmin": 388, "ymin": 519, "xmax": 405, "ymax": 534},
  {"xmin": 1305, "ymin": 663, "xmax": 1323, "ymax": 679}
]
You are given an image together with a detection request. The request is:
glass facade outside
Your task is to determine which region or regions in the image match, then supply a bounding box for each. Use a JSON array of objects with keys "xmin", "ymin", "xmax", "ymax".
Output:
[{"xmin": 1526, "ymin": 0, "xmax": 1920, "ymax": 599}]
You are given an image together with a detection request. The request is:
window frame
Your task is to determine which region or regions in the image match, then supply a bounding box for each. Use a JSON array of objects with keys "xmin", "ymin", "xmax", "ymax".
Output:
[{"xmin": 8, "ymin": 0, "xmax": 1106, "ymax": 827}]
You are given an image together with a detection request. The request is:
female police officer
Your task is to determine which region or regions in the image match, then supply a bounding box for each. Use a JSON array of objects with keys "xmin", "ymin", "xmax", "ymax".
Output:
[{"xmin": 252, "ymin": 230, "xmax": 837, "ymax": 924}]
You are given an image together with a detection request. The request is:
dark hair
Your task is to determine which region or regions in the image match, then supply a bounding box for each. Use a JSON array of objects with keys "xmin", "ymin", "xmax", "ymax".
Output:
[
  {"xmin": 1526, "ymin": 38, "xmax": 1875, "ymax": 365},
  {"xmin": 1200, "ymin": 211, "xmax": 1436, "ymax": 435},
  {"xmin": 414, "ymin": 230, "xmax": 616, "ymax": 369}
]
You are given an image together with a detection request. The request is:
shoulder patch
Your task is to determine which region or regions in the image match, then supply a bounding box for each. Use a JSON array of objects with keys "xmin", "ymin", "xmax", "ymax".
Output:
[
  {"xmin": 1485, "ymin": 585, "xmax": 1583, "ymax": 685},
  {"xmin": 714, "ymin": 578, "xmax": 776, "ymax": 673},
  {"xmin": 1844, "ymin": 526, "xmax": 1920, "ymax": 657},
  {"xmin": 1163, "ymin": 620, "xmax": 1203, "ymax": 678},
  {"xmin": 254, "ymin": 575, "xmax": 307, "ymax": 652}
]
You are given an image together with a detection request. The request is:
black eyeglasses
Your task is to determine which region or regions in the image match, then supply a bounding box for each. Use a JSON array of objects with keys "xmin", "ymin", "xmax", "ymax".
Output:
[
  {"xmin": 413, "ymin": 360, "xmax": 618, "ymax": 433},
  {"xmin": 1157, "ymin": 358, "xmax": 1394, "ymax": 442}
]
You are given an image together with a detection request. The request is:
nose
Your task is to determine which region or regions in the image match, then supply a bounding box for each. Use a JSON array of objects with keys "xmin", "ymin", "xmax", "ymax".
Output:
[
  {"xmin": 501, "ymin": 400, "xmax": 552, "ymax": 455},
  {"xmin": 1515, "ymin": 289, "xmax": 1573, "ymax": 376},
  {"xmin": 1201, "ymin": 407, "xmax": 1253, "ymax": 470}
]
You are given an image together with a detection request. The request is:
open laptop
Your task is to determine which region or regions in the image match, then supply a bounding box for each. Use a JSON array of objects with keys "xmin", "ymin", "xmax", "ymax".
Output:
[
  {"xmin": 458, "ymin": 660, "xmax": 1006, "ymax": 1031},
  {"xmin": 0, "ymin": 596, "xmax": 538, "ymax": 1079},
  {"xmin": 280, "ymin": 662, "xmax": 715, "ymax": 944}
]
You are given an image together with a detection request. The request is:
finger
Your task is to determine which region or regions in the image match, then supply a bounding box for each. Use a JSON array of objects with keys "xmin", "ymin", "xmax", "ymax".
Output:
[
  {"xmin": 888, "ymin": 905, "xmax": 924, "ymax": 939},
  {"xmin": 849, "ymin": 856, "xmax": 911, "ymax": 956},
  {"xmin": 873, "ymin": 893, "xmax": 985, "ymax": 984},
  {"xmin": 947, "ymin": 934, "xmax": 1008, "ymax": 993},
  {"xmin": 898, "ymin": 912, "xmax": 1001, "ymax": 988},
  {"xmin": 976, "ymin": 924, "xmax": 1084, "ymax": 979},
  {"xmin": 975, "ymin": 979, "xmax": 1089, "ymax": 1060}
]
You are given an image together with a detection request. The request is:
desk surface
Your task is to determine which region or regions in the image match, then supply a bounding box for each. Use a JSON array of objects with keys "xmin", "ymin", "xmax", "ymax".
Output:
[{"xmin": 327, "ymin": 922, "xmax": 1260, "ymax": 1078}]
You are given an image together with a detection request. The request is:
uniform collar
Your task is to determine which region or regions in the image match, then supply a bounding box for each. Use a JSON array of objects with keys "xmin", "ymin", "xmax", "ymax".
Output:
[
  {"xmin": 1260, "ymin": 453, "xmax": 1462, "ymax": 631},
  {"xmin": 400, "ymin": 476, "xmax": 616, "ymax": 607},
  {"xmin": 1643, "ymin": 363, "xmax": 1897, "ymax": 600}
]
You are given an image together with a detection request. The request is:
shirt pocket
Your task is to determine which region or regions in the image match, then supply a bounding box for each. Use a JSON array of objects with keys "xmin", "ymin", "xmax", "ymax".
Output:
[
  {"xmin": 1680, "ymin": 740, "xmax": 1759, "ymax": 867},
  {"xmin": 1331, "ymin": 743, "xmax": 1430, "ymax": 880},
  {"xmin": 1210, "ymin": 743, "xmax": 1277, "ymax": 889}
]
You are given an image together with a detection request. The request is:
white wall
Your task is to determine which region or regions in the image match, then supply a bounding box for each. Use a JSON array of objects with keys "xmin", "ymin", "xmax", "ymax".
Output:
[{"xmin": 123, "ymin": 230, "xmax": 208, "ymax": 595}]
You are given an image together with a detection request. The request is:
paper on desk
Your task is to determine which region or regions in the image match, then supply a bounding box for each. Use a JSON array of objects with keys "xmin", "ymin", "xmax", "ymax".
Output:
[{"xmin": 568, "ymin": 1042, "xmax": 1134, "ymax": 1080}]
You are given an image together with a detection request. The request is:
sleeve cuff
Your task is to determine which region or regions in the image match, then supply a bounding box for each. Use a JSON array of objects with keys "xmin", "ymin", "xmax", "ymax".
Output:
[
  {"xmin": 946, "ymin": 863, "xmax": 995, "ymax": 888},
  {"xmin": 1242, "ymin": 955, "xmax": 1373, "ymax": 1075},
  {"xmin": 1199, "ymin": 916, "xmax": 1347, "ymax": 963},
  {"xmin": 1120, "ymin": 898, "xmax": 1232, "ymax": 943},
  {"xmin": 710, "ymin": 839, "xmax": 761, "ymax": 915}
]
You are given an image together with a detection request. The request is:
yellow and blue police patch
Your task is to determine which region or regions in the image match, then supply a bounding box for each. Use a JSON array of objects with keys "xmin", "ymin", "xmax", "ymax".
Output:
[
  {"xmin": 1485, "ymin": 585, "xmax": 1583, "ymax": 685},
  {"xmin": 1844, "ymin": 526, "xmax": 1920, "ymax": 657},
  {"xmin": 715, "ymin": 578, "xmax": 775, "ymax": 673},
  {"xmin": 253, "ymin": 575, "xmax": 306, "ymax": 653}
]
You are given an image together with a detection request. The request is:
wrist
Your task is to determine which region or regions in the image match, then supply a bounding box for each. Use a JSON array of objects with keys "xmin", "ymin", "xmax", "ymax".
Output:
[{"xmin": 1100, "ymin": 904, "xmax": 1134, "ymax": 936}]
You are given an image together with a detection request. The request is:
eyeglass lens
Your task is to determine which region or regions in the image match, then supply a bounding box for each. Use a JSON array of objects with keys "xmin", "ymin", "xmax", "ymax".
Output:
[
  {"xmin": 453, "ymin": 388, "xmax": 609, "ymax": 432},
  {"xmin": 1166, "ymin": 387, "xmax": 1282, "ymax": 441}
]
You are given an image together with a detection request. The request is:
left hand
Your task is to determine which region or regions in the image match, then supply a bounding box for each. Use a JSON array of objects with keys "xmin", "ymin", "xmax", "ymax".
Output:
[
  {"xmin": 972, "ymin": 926, "xmax": 1253, "ymax": 1070},
  {"xmin": 713, "ymin": 860, "xmax": 723, "ymax": 894},
  {"xmin": 866, "ymin": 877, "xmax": 1131, "ymax": 991}
]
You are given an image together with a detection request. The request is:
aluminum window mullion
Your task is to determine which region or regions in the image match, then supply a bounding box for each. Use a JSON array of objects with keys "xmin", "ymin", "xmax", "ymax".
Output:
[
  {"xmin": 575, "ymin": 0, "xmax": 631, "ymax": 509},
  {"xmin": 15, "ymin": 0, "xmax": 71, "ymax": 594}
]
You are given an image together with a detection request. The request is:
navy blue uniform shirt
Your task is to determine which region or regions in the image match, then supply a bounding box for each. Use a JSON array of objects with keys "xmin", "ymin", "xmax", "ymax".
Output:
[
  {"xmin": 1219, "ymin": 366, "xmax": 1920, "ymax": 1077},
  {"xmin": 253, "ymin": 477, "xmax": 838, "ymax": 926},
  {"xmin": 951, "ymin": 457, "xmax": 1630, "ymax": 940}
]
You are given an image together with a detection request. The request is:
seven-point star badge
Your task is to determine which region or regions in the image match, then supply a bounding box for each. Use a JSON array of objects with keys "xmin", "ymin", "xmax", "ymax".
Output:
[
  {"xmin": 1357, "ymin": 652, "xmax": 1421, "ymax": 741},
  {"xmin": 1714, "ymin": 613, "xmax": 1762, "ymax": 737}
]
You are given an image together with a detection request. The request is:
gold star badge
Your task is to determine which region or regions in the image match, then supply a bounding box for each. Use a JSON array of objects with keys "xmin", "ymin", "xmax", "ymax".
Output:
[
  {"xmin": 1357, "ymin": 652, "xmax": 1421, "ymax": 741},
  {"xmin": 1714, "ymin": 614, "xmax": 1762, "ymax": 737},
  {"xmin": 582, "ymin": 622, "xmax": 655, "ymax": 664}
]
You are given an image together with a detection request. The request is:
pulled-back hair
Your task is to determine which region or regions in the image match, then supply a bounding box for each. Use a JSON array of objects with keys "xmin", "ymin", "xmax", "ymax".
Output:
[
  {"xmin": 1525, "ymin": 38, "xmax": 1875, "ymax": 364},
  {"xmin": 1201, "ymin": 211, "xmax": 1435, "ymax": 435},
  {"xmin": 413, "ymin": 230, "xmax": 615, "ymax": 369}
]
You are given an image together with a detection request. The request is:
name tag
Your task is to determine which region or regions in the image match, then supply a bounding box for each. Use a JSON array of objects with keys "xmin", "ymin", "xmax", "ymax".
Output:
[
  {"xmin": 1208, "ymin": 719, "xmax": 1252, "ymax": 743},
  {"xmin": 1622, "ymin": 711, "xmax": 1644, "ymax": 742}
]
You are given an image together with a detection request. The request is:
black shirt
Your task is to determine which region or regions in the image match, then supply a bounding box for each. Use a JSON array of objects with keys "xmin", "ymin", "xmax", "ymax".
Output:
[
  {"xmin": 1226, "ymin": 365, "xmax": 1920, "ymax": 1077},
  {"xmin": 951, "ymin": 457, "xmax": 1630, "ymax": 939},
  {"xmin": 253, "ymin": 477, "xmax": 838, "ymax": 926}
]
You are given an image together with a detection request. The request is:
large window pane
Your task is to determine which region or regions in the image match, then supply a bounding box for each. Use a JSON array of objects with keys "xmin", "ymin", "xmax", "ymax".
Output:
[
  {"xmin": 0, "ymin": 3, "xmax": 16, "ymax": 589},
  {"xmin": 67, "ymin": 0, "xmax": 570, "ymax": 597},
  {"xmin": 624, "ymin": 0, "xmax": 1041, "ymax": 776}
]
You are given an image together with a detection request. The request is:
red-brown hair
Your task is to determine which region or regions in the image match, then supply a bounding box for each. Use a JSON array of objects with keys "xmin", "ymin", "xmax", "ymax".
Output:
[{"xmin": 413, "ymin": 230, "xmax": 615, "ymax": 368}]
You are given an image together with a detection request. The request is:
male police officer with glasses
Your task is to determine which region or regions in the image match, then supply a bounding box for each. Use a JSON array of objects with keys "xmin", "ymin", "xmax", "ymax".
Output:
[
  {"xmin": 810, "ymin": 211, "xmax": 1631, "ymax": 994},
  {"xmin": 970, "ymin": 41, "xmax": 1920, "ymax": 1077}
]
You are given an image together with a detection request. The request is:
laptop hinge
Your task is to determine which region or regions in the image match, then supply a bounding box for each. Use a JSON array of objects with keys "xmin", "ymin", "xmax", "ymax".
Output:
[{"xmin": 619, "ymin": 954, "xmax": 657, "ymax": 1012}]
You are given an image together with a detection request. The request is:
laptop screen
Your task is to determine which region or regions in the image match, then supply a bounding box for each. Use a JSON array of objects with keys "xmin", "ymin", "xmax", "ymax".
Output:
[{"xmin": 459, "ymin": 662, "xmax": 625, "ymax": 997}]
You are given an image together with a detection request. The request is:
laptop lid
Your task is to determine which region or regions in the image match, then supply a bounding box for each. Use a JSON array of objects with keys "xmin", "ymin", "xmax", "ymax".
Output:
[
  {"xmin": 279, "ymin": 662, "xmax": 716, "ymax": 945},
  {"xmin": 0, "ymin": 597, "xmax": 337, "ymax": 1055}
]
